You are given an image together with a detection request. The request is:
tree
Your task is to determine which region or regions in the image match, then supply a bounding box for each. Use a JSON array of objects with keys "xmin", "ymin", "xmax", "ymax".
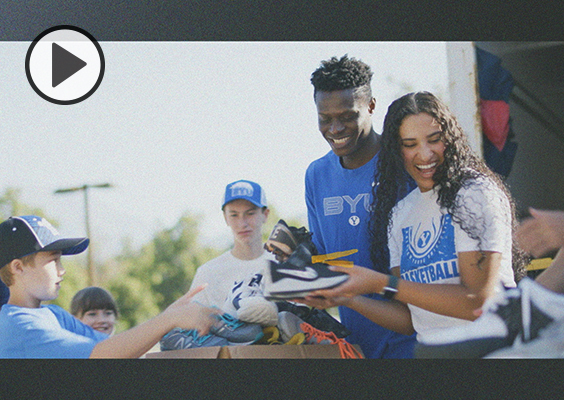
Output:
[
  {"xmin": 261, "ymin": 203, "xmax": 308, "ymax": 243},
  {"xmin": 102, "ymin": 212, "xmax": 221, "ymax": 330},
  {"xmin": 0, "ymin": 187, "xmax": 53, "ymax": 221}
]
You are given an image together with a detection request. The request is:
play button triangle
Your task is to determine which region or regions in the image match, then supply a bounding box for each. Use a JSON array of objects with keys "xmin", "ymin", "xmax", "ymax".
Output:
[{"xmin": 52, "ymin": 42, "xmax": 87, "ymax": 87}]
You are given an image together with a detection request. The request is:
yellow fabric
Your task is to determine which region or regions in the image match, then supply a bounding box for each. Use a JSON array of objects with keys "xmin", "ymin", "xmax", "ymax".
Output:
[
  {"xmin": 526, "ymin": 258, "xmax": 552, "ymax": 271},
  {"xmin": 311, "ymin": 249, "xmax": 358, "ymax": 268}
]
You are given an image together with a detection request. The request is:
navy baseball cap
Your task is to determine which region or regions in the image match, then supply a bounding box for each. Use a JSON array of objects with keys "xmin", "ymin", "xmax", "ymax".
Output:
[
  {"xmin": 221, "ymin": 180, "xmax": 267, "ymax": 209},
  {"xmin": 0, "ymin": 216, "xmax": 89, "ymax": 268}
]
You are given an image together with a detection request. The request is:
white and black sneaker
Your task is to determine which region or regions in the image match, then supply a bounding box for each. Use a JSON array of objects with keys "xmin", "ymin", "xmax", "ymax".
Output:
[
  {"xmin": 484, "ymin": 318, "xmax": 564, "ymax": 358},
  {"xmin": 263, "ymin": 243, "xmax": 349, "ymax": 300},
  {"xmin": 415, "ymin": 278, "xmax": 564, "ymax": 358}
]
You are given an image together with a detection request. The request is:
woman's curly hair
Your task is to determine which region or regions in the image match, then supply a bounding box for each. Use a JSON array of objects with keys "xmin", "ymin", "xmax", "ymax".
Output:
[{"xmin": 369, "ymin": 91, "xmax": 528, "ymax": 282}]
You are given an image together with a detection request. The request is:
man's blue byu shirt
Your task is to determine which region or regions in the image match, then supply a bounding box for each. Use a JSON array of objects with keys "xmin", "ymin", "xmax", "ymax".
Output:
[
  {"xmin": 400, "ymin": 213, "xmax": 459, "ymax": 283},
  {"xmin": 305, "ymin": 149, "xmax": 416, "ymax": 359}
]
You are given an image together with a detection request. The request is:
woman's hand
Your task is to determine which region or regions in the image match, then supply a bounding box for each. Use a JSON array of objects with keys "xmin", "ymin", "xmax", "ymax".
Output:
[{"xmin": 305, "ymin": 265, "xmax": 387, "ymax": 300}]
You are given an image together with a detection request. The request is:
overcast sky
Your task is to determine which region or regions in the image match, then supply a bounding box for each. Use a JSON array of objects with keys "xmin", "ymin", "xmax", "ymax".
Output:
[{"xmin": 1, "ymin": 41, "xmax": 449, "ymax": 262}]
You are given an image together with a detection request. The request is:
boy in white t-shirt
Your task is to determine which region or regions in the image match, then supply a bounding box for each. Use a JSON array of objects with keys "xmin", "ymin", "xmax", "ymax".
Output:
[{"xmin": 189, "ymin": 180, "xmax": 275, "ymax": 308}]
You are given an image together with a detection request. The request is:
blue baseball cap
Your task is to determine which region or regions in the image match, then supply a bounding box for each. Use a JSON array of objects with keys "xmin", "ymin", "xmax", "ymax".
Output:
[
  {"xmin": 0, "ymin": 215, "xmax": 89, "ymax": 267},
  {"xmin": 222, "ymin": 180, "xmax": 267, "ymax": 209}
]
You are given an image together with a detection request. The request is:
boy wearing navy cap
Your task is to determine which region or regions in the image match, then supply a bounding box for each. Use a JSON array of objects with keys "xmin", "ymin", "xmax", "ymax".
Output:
[
  {"xmin": 0, "ymin": 215, "xmax": 217, "ymax": 358},
  {"xmin": 189, "ymin": 180, "xmax": 275, "ymax": 308}
]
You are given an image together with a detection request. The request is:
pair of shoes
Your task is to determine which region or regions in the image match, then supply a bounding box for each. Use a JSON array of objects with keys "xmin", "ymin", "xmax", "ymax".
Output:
[
  {"xmin": 275, "ymin": 300, "xmax": 351, "ymax": 338},
  {"xmin": 159, "ymin": 313, "xmax": 264, "ymax": 351},
  {"xmin": 415, "ymin": 278, "xmax": 564, "ymax": 358},
  {"xmin": 264, "ymin": 219, "xmax": 317, "ymax": 262},
  {"xmin": 276, "ymin": 312, "xmax": 363, "ymax": 359},
  {"xmin": 263, "ymin": 243, "xmax": 349, "ymax": 300}
]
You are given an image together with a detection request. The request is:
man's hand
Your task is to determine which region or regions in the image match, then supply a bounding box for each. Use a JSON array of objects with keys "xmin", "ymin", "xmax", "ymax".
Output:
[
  {"xmin": 517, "ymin": 208, "xmax": 564, "ymax": 258},
  {"xmin": 294, "ymin": 294, "xmax": 352, "ymax": 309}
]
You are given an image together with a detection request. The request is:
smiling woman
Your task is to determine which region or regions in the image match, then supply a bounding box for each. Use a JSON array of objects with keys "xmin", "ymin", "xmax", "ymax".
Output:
[{"xmin": 398, "ymin": 112, "xmax": 446, "ymax": 193}]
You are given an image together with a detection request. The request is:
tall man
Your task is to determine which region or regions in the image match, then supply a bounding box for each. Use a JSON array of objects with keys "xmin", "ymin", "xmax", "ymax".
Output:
[
  {"xmin": 189, "ymin": 179, "xmax": 274, "ymax": 308},
  {"xmin": 305, "ymin": 55, "xmax": 416, "ymax": 358}
]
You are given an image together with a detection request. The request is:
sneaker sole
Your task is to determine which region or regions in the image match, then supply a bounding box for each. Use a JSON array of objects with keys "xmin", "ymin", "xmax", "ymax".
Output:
[
  {"xmin": 263, "ymin": 279, "xmax": 347, "ymax": 300},
  {"xmin": 414, "ymin": 337, "xmax": 509, "ymax": 359}
]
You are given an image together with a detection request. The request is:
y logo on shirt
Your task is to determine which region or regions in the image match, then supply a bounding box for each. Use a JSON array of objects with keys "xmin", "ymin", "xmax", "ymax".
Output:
[
  {"xmin": 400, "ymin": 214, "xmax": 459, "ymax": 283},
  {"xmin": 348, "ymin": 215, "xmax": 360, "ymax": 226}
]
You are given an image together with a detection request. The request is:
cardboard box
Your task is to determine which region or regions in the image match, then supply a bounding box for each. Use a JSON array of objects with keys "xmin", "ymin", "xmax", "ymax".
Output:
[{"xmin": 145, "ymin": 344, "xmax": 364, "ymax": 359}]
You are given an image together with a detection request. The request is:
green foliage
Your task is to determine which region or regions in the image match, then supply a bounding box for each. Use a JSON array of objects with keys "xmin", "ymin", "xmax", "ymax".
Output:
[
  {"xmin": 0, "ymin": 187, "xmax": 56, "ymax": 224},
  {"xmin": 262, "ymin": 203, "xmax": 308, "ymax": 243},
  {"xmin": 101, "ymin": 212, "xmax": 221, "ymax": 330}
]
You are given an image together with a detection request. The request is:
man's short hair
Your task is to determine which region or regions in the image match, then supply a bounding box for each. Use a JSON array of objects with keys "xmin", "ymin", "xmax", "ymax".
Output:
[
  {"xmin": 0, "ymin": 253, "xmax": 37, "ymax": 287},
  {"xmin": 310, "ymin": 54, "xmax": 374, "ymax": 101}
]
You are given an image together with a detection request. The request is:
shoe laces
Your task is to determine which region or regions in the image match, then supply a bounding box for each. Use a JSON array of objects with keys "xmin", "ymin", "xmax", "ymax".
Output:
[
  {"xmin": 259, "ymin": 326, "xmax": 282, "ymax": 345},
  {"xmin": 215, "ymin": 312, "xmax": 244, "ymax": 330},
  {"xmin": 285, "ymin": 333, "xmax": 306, "ymax": 345},
  {"xmin": 299, "ymin": 322, "xmax": 364, "ymax": 359}
]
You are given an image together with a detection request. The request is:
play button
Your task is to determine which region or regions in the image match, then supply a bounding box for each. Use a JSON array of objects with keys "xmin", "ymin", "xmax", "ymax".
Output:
[{"xmin": 25, "ymin": 26, "xmax": 105, "ymax": 105}]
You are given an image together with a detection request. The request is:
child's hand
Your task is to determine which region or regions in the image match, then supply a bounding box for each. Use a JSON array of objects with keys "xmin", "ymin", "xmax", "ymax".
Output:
[{"xmin": 164, "ymin": 285, "xmax": 220, "ymax": 335}]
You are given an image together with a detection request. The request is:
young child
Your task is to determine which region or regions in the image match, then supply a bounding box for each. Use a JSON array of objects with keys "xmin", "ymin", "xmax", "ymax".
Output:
[
  {"xmin": 0, "ymin": 215, "xmax": 217, "ymax": 358},
  {"xmin": 71, "ymin": 286, "xmax": 119, "ymax": 336}
]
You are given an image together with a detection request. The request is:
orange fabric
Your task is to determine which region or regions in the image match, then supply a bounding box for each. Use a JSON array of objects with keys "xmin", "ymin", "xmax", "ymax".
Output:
[{"xmin": 299, "ymin": 322, "xmax": 364, "ymax": 359}]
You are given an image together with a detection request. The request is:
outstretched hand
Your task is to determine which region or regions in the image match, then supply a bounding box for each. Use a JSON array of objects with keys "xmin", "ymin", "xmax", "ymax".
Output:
[
  {"xmin": 164, "ymin": 284, "xmax": 220, "ymax": 335},
  {"xmin": 517, "ymin": 208, "xmax": 564, "ymax": 258}
]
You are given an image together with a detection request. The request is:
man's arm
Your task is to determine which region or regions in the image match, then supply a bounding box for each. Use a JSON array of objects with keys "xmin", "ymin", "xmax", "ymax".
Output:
[
  {"xmin": 305, "ymin": 168, "xmax": 326, "ymax": 254},
  {"xmin": 517, "ymin": 208, "xmax": 564, "ymax": 258}
]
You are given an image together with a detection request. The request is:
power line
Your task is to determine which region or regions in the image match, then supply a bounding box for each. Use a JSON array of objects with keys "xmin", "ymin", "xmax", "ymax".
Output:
[{"xmin": 54, "ymin": 183, "xmax": 113, "ymax": 286}]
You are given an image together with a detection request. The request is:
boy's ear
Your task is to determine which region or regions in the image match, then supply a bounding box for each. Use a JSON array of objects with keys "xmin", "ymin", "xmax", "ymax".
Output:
[{"xmin": 9, "ymin": 259, "xmax": 25, "ymax": 275}]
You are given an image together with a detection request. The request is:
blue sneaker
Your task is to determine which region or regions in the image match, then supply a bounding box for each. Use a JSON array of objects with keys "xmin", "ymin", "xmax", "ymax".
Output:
[
  {"xmin": 210, "ymin": 312, "xmax": 264, "ymax": 344},
  {"xmin": 160, "ymin": 328, "xmax": 229, "ymax": 351}
]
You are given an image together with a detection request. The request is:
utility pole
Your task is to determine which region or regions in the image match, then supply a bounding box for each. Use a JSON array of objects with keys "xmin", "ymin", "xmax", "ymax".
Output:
[{"xmin": 54, "ymin": 183, "xmax": 112, "ymax": 286}]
